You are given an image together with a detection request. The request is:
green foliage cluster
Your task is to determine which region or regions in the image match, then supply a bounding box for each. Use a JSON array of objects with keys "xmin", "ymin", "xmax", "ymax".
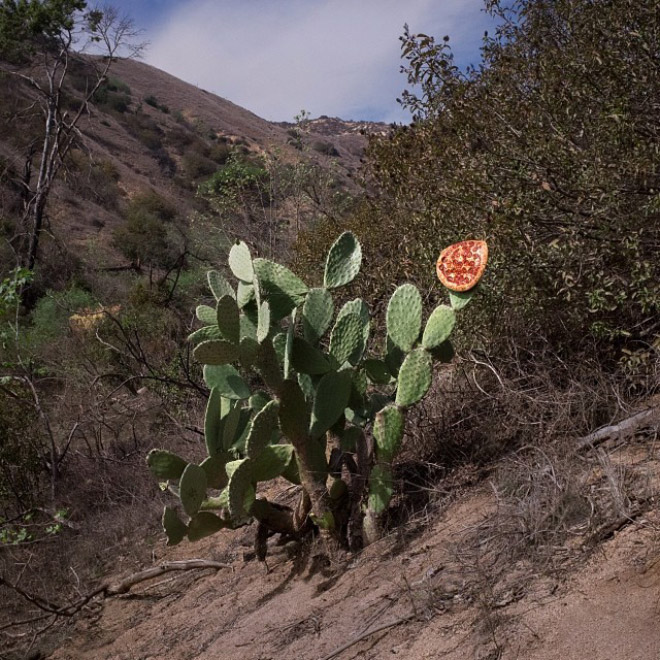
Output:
[
  {"xmin": 0, "ymin": 0, "xmax": 87, "ymax": 62},
  {"xmin": 112, "ymin": 191, "xmax": 180, "ymax": 270},
  {"xmin": 144, "ymin": 94, "xmax": 169, "ymax": 114},
  {"xmin": 148, "ymin": 233, "xmax": 479, "ymax": 551},
  {"xmin": 93, "ymin": 76, "xmax": 132, "ymax": 114},
  {"xmin": 299, "ymin": 0, "xmax": 660, "ymax": 377}
]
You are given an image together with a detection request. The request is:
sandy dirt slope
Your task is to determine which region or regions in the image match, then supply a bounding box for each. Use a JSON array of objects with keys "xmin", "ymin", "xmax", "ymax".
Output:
[{"xmin": 48, "ymin": 441, "xmax": 660, "ymax": 660}]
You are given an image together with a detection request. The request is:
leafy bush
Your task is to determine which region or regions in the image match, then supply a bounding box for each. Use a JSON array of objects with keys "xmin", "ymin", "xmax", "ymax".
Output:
[
  {"xmin": 299, "ymin": 0, "xmax": 660, "ymax": 381},
  {"xmin": 147, "ymin": 233, "xmax": 485, "ymax": 553}
]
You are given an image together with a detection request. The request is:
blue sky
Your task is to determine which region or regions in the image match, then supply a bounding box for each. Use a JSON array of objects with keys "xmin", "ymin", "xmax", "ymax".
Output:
[{"xmin": 107, "ymin": 0, "xmax": 493, "ymax": 123}]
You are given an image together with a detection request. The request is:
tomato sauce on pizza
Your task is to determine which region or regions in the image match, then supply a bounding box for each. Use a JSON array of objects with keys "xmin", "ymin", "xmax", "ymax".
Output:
[{"xmin": 436, "ymin": 240, "xmax": 488, "ymax": 292}]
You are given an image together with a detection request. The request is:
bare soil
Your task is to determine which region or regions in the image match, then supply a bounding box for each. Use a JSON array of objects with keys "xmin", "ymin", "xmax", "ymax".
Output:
[{"xmin": 46, "ymin": 435, "xmax": 660, "ymax": 660}]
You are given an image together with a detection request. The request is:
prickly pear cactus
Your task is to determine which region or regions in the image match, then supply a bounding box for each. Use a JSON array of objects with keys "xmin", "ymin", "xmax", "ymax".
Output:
[{"xmin": 148, "ymin": 233, "xmax": 486, "ymax": 554}]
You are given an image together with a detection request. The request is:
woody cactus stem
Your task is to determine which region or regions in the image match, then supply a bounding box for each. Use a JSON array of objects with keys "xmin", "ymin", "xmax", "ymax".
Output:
[{"xmin": 147, "ymin": 233, "xmax": 486, "ymax": 556}]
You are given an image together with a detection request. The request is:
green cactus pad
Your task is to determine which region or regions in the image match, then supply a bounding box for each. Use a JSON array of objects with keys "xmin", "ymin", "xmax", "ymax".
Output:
[
  {"xmin": 249, "ymin": 390, "xmax": 271, "ymax": 413},
  {"xmin": 324, "ymin": 231, "xmax": 362, "ymax": 289},
  {"xmin": 162, "ymin": 507, "xmax": 187, "ymax": 546},
  {"xmin": 449, "ymin": 288, "xmax": 475, "ymax": 310},
  {"xmin": 373, "ymin": 405, "xmax": 405, "ymax": 462},
  {"xmin": 216, "ymin": 295, "xmax": 240, "ymax": 344},
  {"xmin": 222, "ymin": 402, "xmax": 242, "ymax": 450},
  {"xmin": 272, "ymin": 332, "xmax": 286, "ymax": 363},
  {"xmin": 395, "ymin": 348, "xmax": 433, "ymax": 407},
  {"xmin": 187, "ymin": 512, "xmax": 228, "ymax": 541},
  {"xmin": 228, "ymin": 240, "xmax": 254, "ymax": 282},
  {"xmin": 298, "ymin": 372, "xmax": 315, "ymax": 400},
  {"xmin": 386, "ymin": 284, "xmax": 423, "ymax": 352},
  {"xmin": 203, "ymin": 364, "xmax": 251, "ymax": 400},
  {"xmin": 329, "ymin": 312, "xmax": 363, "ymax": 366},
  {"xmin": 196, "ymin": 305, "xmax": 217, "ymax": 326},
  {"xmin": 239, "ymin": 310, "xmax": 258, "ymax": 342},
  {"xmin": 291, "ymin": 337, "xmax": 331, "ymax": 375},
  {"xmin": 251, "ymin": 444, "xmax": 294, "ymax": 481},
  {"xmin": 336, "ymin": 299, "xmax": 370, "ymax": 364},
  {"xmin": 368, "ymin": 392, "xmax": 393, "ymax": 417},
  {"xmin": 254, "ymin": 339, "xmax": 283, "ymax": 391},
  {"xmin": 384, "ymin": 336, "xmax": 405, "ymax": 377},
  {"xmin": 200, "ymin": 454, "xmax": 230, "ymax": 489},
  {"xmin": 246, "ymin": 400, "xmax": 279, "ymax": 458},
  {"xmin": 204, "ymin": 387, "xmax": 222, "ymax": 456},
  {"xmin": 421, "ymin": 305, "xmax": 456, "ymax": 350},
  {"xmin": 368, "ymin": 464, "xmax": 394, "ymax": 514},
  {"xmin": 207, "ymin": 270, "xmax": 235, "ymax": 301},
  {"xmin": 187, "ymin": 325, "xmax": 222, "ymax": 345},
  {"xmin": 201, "ymin": 487, "xmax": 229, "ymax": 511},
  {"xmin": 239, "ymin": 337, "xmax": 259, "ymax": 370},
  {"xmin": 179, "ymin": 463, "xmax": 208, "ymax": 517},
  {"xmin": 310, "ymin": 370, "xmax": 353, "ymax": 439},
  {"xmin": 364, "ymin": 359, "xmax": 392, "ymax": 384},
  {"xmin": 193, "ymin": 340, "xmax": 240, "ymax": 366},
  {"xmin": 283, "ymin": 310, "xmax": 296, "ymax": 379},
  {"xmin": 253, "ymin": 258, "xmax": 308, "ymax": 320},
  {"xmin": 279, "ymin": 380, "xmax": 310, "ymax": 441},
  {"xmin": 257, "ymin": 300, "xmax": 271, "ymax": 343},
  {"xmin": 236, "ymin": 281, "xmax": 255, "ymax": 308},
  {"xmin": 302, "ymin": 287, "xmax": 334, "ymax": 344},
  {"xmin": 227, "ymin": 458, "xmax": 253, "ymax": 520},
  {"xmin": 147, "ymin": 449, "xmax": 188, "ymax": 480}
]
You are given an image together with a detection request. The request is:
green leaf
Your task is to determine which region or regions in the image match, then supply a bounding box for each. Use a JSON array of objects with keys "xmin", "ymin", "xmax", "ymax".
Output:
[
  {"xmin": 368, "ymin": 465, "xmax": 394, "ymax": 514},
  {"xmin": 147, "ymin": 450, "xmax": 187, "ymax": 480},
  {"xmin": 246, "ymin": 400, "xmax": 280, "ymax": 458},
  {"xmin": 227, "ymin": 458, "xmax": 253, "ymax": 520},
  {"xmin": 279, "ymin": 380, "xmax": 310, "ymax": 441},
  {"xmin": 257, "ymin": 300, "xmax": 271, "ymax": 343},
  {"xmin": 291, "ymin": 337, "xmax": 331, "ymax": 375},
  {"xmin": 193, "ymin": 340, "xmax": 239, "ymax": 366},
  {"xmin": 228, "ymin": 240, "xmax": 254, "ymax": 282},
  {"xmin": 236, "ymin": 281, "xmax": 255, "ymax": 308},
  {"xmin": 254, "ymin": 339, "xmax": 283, "ymax": 391},
  {"xmin": 162, "ymin": 507, "xmax": 187, "ymax": 546},
  {"xmin": 251, "ymin": 444, "xmax": 294, "ymax": 481},
  {"xmin": 310, "ymin": 370, "xmax": 353, "ymax": 439},
  {"xmin": 204, "ymin": 388, "xmax": 222, "ymax": 456},
  {"xmin": 207, "ymin": 270, "xmax": 235, "ymax": 300},
  {"xmin": 302, "ymin": 287, "xmax": 334, "ymax": 344},
  {"xmin": 253, "ymin": 258, "xmax": 308, "ymax": 320},
  {"xmin": 395, "ymin": 348, "xmax": 433, "ymax": 407},
  {"xmin": 222, "ymin": 401, "xmax": 242, "ymax": 450},
  {"xmin": 187, "ymin": 325, "xmax": 222, "ymax": 345},
  {"xmin": 179, "ymin": 464, "xmax": 207, "ymax": 516},
  {"xmin": 386, "ymin": 284, "xmax": 422, "ymax": 352},
  {"xmin": 329, "ymin": 312, "xmax": 363, "ymax": 366},
  {"xmin": 324, "ymin": 232, "xmax": 362, "ymax": 288},
  {"xmin": 373, "ymin": 405, "xmax": 405, "ymax": 462},
  {"xmin": 187, "ymin": 512, "xmax": 228, "ymax": 541},
  {"xmin": 336, "ymin": 299, "xmax": 370, "ymax": 364},
  {"xmin": 216, "ymin": 294, "xmax": 240, "ymax": 344},
  {"xmin": 422, "ymin": 305, "xmax": 456, "ymax": 349},
  {"xmin": 200, "ymin": 454, "xmax": 230, "ymax": 489},
  {"xmin": 364, "ymin": 359, "xmax": 392, "ymax": 384},
  {"xmin": 196, "ymin": 305, "xmax": 216, "ymax": 325},
  {"xmin": 203, "ymin": 365, "xmax": 251, "ymax": 400},
  {"xmin": 449, "ymin": 289, "xmax": 475, "ymax": 311}
]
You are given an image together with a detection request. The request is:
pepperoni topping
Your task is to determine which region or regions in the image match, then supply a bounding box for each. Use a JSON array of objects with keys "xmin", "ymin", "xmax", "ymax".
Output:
[{"xmin": 436, "ymin": 240, "xmax": 488, "ymax": 292}]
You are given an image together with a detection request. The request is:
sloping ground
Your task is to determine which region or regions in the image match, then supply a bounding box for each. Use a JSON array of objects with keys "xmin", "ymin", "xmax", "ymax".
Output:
[{"xmin": 47, "ymin": 434, "xmax": 660, "ymax": 660}]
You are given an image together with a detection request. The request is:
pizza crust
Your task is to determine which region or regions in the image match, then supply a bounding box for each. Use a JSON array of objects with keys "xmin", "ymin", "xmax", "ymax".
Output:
[{"xmin": 436, "ymin": 240, "xmax": 488, "ymax": 292}]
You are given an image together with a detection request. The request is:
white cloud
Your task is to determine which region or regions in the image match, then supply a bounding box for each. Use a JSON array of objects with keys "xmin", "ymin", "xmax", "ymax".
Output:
[{"xmin": 146, "ymin": 0, "xmax": 489, "ymax": 122}]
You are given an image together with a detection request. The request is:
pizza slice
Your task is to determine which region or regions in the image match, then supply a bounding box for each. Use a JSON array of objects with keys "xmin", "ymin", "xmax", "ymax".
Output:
[{"xmin": 436, "ymin": 240, "xmax": 488, "ymax": 292}]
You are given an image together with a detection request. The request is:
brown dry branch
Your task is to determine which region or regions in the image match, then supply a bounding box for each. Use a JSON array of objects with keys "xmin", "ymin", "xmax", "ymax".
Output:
[{"xmin": 0, "ymin": 559, "xmax": 231, "ymax": 631}]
